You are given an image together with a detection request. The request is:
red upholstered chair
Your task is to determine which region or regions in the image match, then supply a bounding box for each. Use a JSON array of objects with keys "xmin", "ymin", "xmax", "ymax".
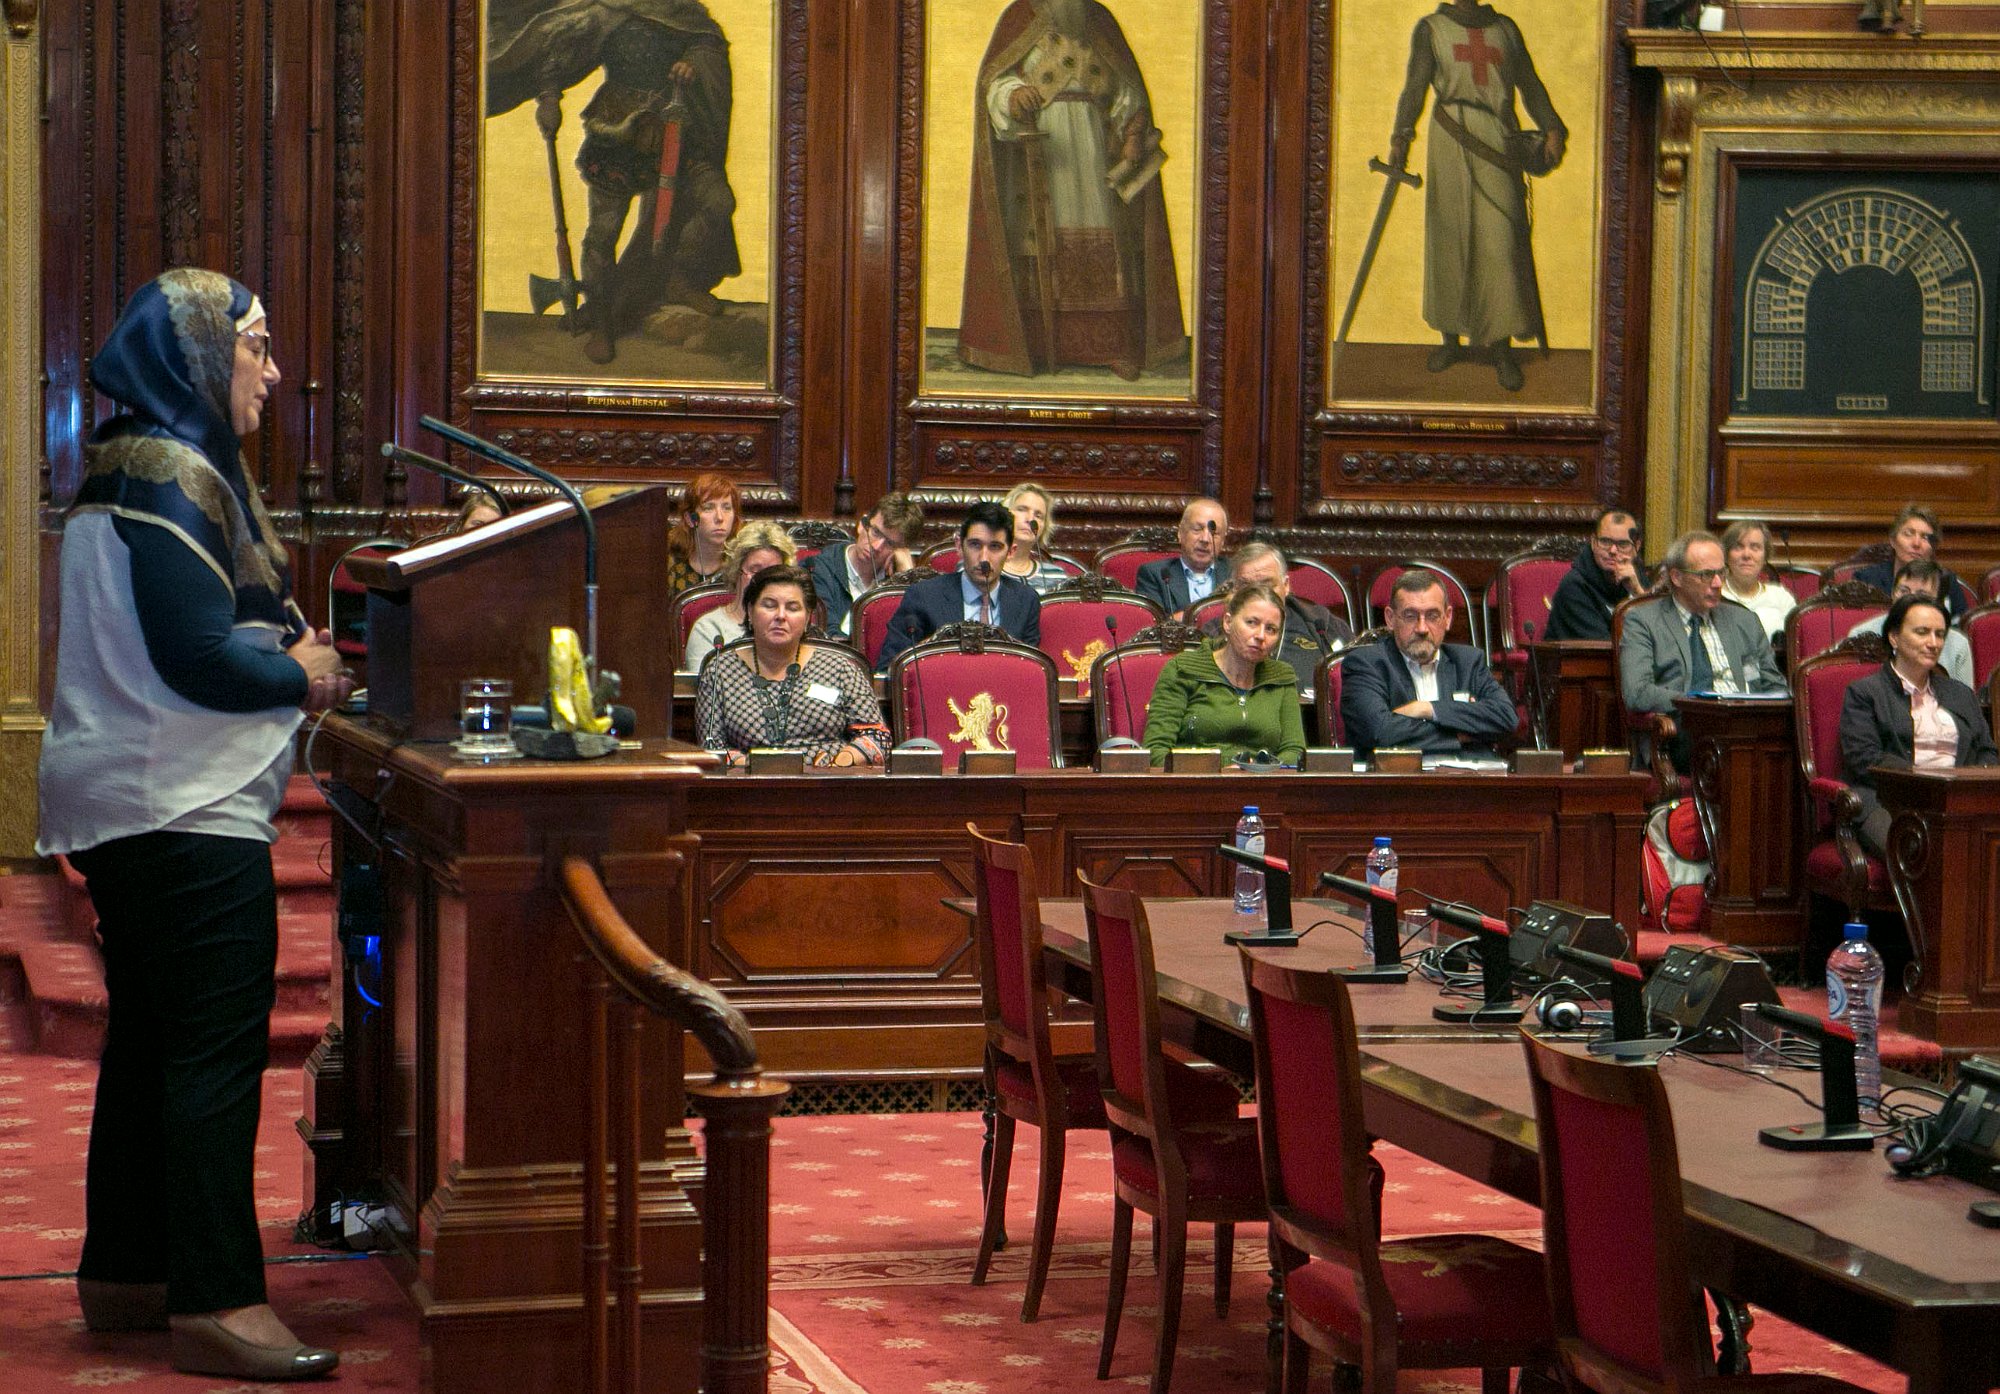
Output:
[
  {"xmin": 786, "ymin": 520, "xmax": 851, "ymax": 568},
  {"xmin": 1089, "ymin": 621, "xmax": 1208, "ymax": 746},
  {"xmin": 1772, "ymin": 564, "xmax": 1822, "ymax": 603},
  {"xmin": 1493, "ymin": 540, "xmax": 1578, "ymax": 721},
  {"xmin": 1312, "ymin": 630, "xmax": 1387, "ymax": 748},
  {"xmin": 852, "ymin": 575, "xmax": 916, "ymax": 671},
  {"xmin": 922, "ymin": 540, "xmax": 962, "ymax": 573},
  {"xmin": 1366, "ymin": 560, "xmax": 1485, "ymax": 652},
  {"xmin": 1185, "ymin": 594, "xmax": 1228, "ymax": 629},
  {"xmin": 1520, "ymin": 1032, "xmax": 1874, "ymax": 1394},
  {"xmin": 1984, "ymin": 562, "xmax": 2000, "ymax": 603},
  {"xmin": 1782, "ymin": 579, "xmax": 1889, "ymax": 670},
  {"xmin": 1080, "ymin": 874, "xmax": 1264, "ymax": 1394},
  {"xmin": 1827, "ymin": 543, "xmax": 1890, "ymax": 587},
  {"xmin": 1794, "ymin": 634, "xmax": 1895, "ymax": 922},
  {"xmin": 888, "ymin": 627, "xmax": 1064, "ymax": 769},
  {"xmin": 1960, "ymin": 602, "xmax": 2000, "ymax": 690},
  {"xmin": 1245, "ymin": 955, "xmax": 1552, "ymax": 1394},
  {"xmin": 1045, "ymin": 550, "xmax": 1089, "ymax": 580},
  {"xmin": 1035, "ymin": 577, "xmax": 1163, "ymax": 696},
  {"xmin": 668, "ymin": 581, "xmax": 732, "ymax": 672},
  {"xmin": 1096, "ymin": 527, "xmax": 1183, "ymax": 591},
  {"xmin": 966, "ymin": 826, "xmax": 1109, "ymax": 1321},
  {"xmin": 1287, "ymin": 557, "xmax": 1357, "ymax": 631}
]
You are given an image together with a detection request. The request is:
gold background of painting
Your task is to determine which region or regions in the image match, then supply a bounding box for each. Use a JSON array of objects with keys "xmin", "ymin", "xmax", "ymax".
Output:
[
  {"xmin": 477, "ymin": 1, "xmax": 775, "ymax": 327},
  {"xmin": 1328, "ymin": 0, "xmax": 1603, "ymax": 360},
  {"xmin": 920, "ymin": 0, "xmax": 1202, "ymax": 372}
]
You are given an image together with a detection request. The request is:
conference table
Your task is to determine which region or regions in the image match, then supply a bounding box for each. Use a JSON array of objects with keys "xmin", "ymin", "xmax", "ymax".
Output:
[{"xmin": 1031, "ymin": 897, "xmax": 2000, "ymax": 1394}]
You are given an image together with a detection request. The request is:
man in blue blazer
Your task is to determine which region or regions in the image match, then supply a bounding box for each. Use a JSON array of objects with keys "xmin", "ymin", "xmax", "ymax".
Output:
[
  {"xmin": 1133, "ymin": 498, "xmax": 1228, "ymax": 618},
  {"xmin": 1342, "ymin": 569, "xmax": 1516, "ymax": 759},
  {"xmin": 876, "ymin": 501, "xmax": 1041, "ymax": 670}
]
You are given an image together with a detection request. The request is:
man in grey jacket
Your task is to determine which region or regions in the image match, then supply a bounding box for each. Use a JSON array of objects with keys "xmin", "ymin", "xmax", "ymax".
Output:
[{"xmin": 1619, "ymin": 530, "xmax": 1785, "ymax": 770}]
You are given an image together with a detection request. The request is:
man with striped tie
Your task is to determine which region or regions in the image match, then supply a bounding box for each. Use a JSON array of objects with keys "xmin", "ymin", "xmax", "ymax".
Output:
[{"xmin": 876, "ymin": 502, "xmax": 1042, "ymax": 671}]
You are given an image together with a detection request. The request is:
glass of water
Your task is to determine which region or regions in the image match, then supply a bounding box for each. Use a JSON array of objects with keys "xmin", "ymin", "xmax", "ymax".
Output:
[{"xmin": 456, "ymin": 677, "xmax": 515, "ymax": 758}]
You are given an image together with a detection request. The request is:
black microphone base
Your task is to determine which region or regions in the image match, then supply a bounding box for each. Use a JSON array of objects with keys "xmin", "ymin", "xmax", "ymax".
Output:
[
  {"xmin": 1224, "ymin": 930, "xmax": 1305, "ymax": 948},
  {"xmin": 1758, "ymin": 1121, "xmax": 1876, "ymax": 1152},
  {"xmin": 1433, "ymin": 1001, "xmax": 1524, "ymax": 1024},
  {"xmin": 1334, "ymin": 963, "xmax": 1411, "ymax": 983},
  {"xmin": 1586, "ymin": 1033, "xmax": 1677, "ymax": 1058}
]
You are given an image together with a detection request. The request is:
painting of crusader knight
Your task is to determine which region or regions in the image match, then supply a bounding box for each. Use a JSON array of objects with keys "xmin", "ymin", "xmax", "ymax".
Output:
[{"xmin": 480, "ymin": 0, "xmax": 773, "ymax": 384}]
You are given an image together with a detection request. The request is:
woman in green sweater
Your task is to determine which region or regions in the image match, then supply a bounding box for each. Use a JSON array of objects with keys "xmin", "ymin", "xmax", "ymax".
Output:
[{"xmin": 1143, "ymin": 584, "xmax": 1306, "ymax": 766}]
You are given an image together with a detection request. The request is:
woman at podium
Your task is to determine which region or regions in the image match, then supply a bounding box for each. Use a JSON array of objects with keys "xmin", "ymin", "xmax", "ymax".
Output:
[
  {"xmin": 1142, "ymin": 583, "xmax": 1306, "ymax": 768},
  {"xmin": 35, "ymin": 270, "xmax": 346, "ymax": 1380},
  {"xmin": 696, "ymin": 565, "xmax": 889, "ymax": 766},
  {"xmin": 1841, "ymin": 590, "xmax": 1999, "ymax": 857}
]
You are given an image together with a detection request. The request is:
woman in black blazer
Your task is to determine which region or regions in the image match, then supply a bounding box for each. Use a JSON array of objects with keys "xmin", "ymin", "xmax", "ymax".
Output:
[{"xmin": 1840, "ymin": 591, "xmax": 2000, "ymax": 857}]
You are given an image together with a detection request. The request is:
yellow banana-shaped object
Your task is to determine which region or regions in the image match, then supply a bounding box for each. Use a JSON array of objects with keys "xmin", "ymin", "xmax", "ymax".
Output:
[{"xmin": 547, "ymin": 627, "xmax": 612, "ymax": 734}]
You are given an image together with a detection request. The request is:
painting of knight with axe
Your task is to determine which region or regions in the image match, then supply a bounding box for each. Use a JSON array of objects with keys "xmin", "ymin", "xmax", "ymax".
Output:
[{"xmin": 487, "ymin": 0, "xmax": 741, "ymax": 367}]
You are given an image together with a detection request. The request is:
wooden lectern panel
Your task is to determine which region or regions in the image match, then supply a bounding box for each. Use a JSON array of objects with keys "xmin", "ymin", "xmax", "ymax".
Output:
[
  {"xmin": 351, "ymin": 485, "xmax": 671, "ymax": 739},
  {"xmin": 1878, "ymin": 767, "xmax": 2000, "ymax": 1052}
]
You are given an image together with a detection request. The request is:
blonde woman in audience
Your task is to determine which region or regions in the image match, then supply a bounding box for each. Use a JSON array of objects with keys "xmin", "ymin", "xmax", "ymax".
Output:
[
  {"xmin": 1720, "ymin": 518, "xmax": 1795, "ymax": 642},
  {"xmin": 1000, "ymin": 482, "xmax": 1071, "ymax": 593},
  {"xmin": 682, "ymin": 521, "xmax": 797, "ymax": 673}
]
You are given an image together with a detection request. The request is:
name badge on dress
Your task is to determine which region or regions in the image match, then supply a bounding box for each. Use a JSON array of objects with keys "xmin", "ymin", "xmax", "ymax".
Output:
[{"xmin": 806, "ymin": 682, "xmax": 842, "ymax": 706}]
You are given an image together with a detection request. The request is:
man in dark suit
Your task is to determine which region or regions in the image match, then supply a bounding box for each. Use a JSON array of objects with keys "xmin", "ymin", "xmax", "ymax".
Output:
[
  {"xmin": 1545, "ymin": 506, "xmax": 1647, "ymax": 640},
  {"xmin": 1341, "ymin": 569, "xmax": 1516, "ymax": 759},
  {"xmin": 1618, "ymin": 529, "xmax": 1785, "ymax": 770},
  {"xmin": 876, "ymin": 501, "xmax": 1040, "ymax": 670},
  {"xmin": 1134, "ymin": 497, "xmax": 1227, "ymax": 618}
]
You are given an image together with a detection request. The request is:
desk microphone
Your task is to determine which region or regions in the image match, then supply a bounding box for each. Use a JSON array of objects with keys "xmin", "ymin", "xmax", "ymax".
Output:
[
  {"xmin": 1752, "ymin": 1003, "xmax": 1876, "ymax": 1152},
  {"xmin": 1318, "ymin": 872, "xmax": 1409, "ymax": 981},
  {"xmin": 893, "ymin": 618, "xmax": 941, "ymax": 755},
  {"xmin": 1429, "ymin": 902, "xmax": 1523, "ymax": 1024},
  {"xmin": 1215, "ymin": 844, "xmax": 1301, "ymax": 946},
  {"xmin": 1551, "ymin": 944, "xmax": 1671, "ymax": 1057},
  {"xmin": 1100, "ymin": 614, "xmax": 1143, "ymax": 750}
]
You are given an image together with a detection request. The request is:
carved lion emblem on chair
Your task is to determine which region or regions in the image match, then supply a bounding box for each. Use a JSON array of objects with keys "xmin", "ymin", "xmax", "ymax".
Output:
[
  {"xmin": 947, "ymin": 692, "xmax": 1010, "ymax": 751},
  {"xmin": 1063, "ymin": 639, "xmax": 1108, "ymax": 695}
]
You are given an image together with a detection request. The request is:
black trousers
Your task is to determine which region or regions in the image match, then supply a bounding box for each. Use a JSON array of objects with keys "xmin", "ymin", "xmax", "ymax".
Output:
[{"xmin": 69, "ymin": 830, "xmax": 277, "ymax": 1314}]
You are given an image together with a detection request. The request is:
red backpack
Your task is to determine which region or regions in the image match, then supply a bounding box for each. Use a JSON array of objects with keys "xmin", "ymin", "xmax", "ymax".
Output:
[{"xmin": 1640, "ymin": 798, "xmax": 1711, "ymax": 935}]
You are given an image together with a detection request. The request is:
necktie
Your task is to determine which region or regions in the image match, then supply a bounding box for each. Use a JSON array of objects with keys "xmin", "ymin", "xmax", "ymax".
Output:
[
  {"xmin": 1687, "ymin": 615, "xmax": 1714, "ymax": 692},
  {"xmin": 978, "ymin": 593, "xmax": 992, "ymax": 626}
]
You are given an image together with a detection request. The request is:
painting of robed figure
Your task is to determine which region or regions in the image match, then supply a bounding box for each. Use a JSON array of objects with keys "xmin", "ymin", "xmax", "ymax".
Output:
[{"xmin": 924, "ymin": 0, "xmax": 1200, "ymax": 400}]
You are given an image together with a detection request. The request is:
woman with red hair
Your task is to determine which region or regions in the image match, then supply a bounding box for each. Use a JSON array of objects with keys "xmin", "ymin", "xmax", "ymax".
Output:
[{"xmin": 666, "ymin": 471, "xmax": 741, "ymax": 593}]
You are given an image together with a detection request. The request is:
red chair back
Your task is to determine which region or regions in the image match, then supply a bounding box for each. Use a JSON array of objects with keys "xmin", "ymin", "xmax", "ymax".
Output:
[
  {"xmin": 1314, "ymin": 648, "xmax": 1352, "ymax": 746},
  {"xmin": 888, "ymin": 634, "xmax": 1063, "ymax": 769},
  {"xmin": 1185, "ymin": 594, "xmax": 1228, "ymax": 629},
  {"xmin": 1286, "ymin": 558, "xmax": 1356, "ymax": 631},
  {"xmin": 1366, "ymin": 560, "xmax": 1484, "ymax": 651},
  {"xmin": 1521, "ymin": 1033, "xmax": 1710, "ymax": 1386},
  {"xmin": 1089, "ymin": 625, "xmax": 1207, "ymax": 745},
  {"xmin": 852, "ymin": 580, "xmax": 912, "ymax": 670},
  {"xmin": 1494, "ymin": 545, "xmax": 1573, "ymax": 659},
  {"xmin": 1037, "ymin": 592, "xmax": 1164, "ymax": 696},
  {"xmin": 1078, "ymin": 876, "xmax": 1178, "ymax": 1152},
  {"xmin": 968, "ymin": 826, "xmax": 1052, "ymax": 1066},
  {"xmin": 1047, "ymin": 551, "xmax": 1089, "ymax": 580},
  {"xmin": 668, "ymin": 581, "xmax": 732, "ymax": 670},
  {"xmin": 1984, "ymin": 563, "xmax": 2000, "ymax": 603},
  {"xmin": 922, "ymin": 541, "xmax": 962, "ymax": 573},
  {"xmin": 1783, "ymin": 578, "xmax": 1889, "ymax": 669},
  {"xmin": 1793, "ymin": 638, "xmax": 1888, "ymax": 837},
  {"xmin": 1097, "ymin": 543, "xmax": 1178, "ymax": 591},
  {"xmin": 1773, "ymin": 564, "xmax": 1822, "ymax": 603},
  {"xmin": 1964, "ymin": 603, "xmax": 2000, "ymax": 689}
]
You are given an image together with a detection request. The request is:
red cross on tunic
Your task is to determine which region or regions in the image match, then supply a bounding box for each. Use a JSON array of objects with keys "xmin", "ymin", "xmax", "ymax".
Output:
[{"xmin": 1453, "ymin": 26, "xmax": 1502, "ymax": 86}]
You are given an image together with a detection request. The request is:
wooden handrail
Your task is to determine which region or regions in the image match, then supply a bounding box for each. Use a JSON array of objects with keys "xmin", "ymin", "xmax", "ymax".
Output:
[{"xmin": 559, "ymin": 854, "xmax": 789, "ymax": 1394}]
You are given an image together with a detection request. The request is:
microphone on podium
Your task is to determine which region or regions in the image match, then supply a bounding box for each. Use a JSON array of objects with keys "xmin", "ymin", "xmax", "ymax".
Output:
[{"xmin": 379, "ymin": 443, "xmax": 509, "ymax": 520}]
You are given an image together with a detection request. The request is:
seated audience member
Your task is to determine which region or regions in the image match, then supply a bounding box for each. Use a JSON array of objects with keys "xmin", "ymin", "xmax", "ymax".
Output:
[
  {"xmin": 1841, "ymin": 590, "xmax": 1999, "ymax": 857},
  {"xmin": 1720, "ymin": 518, "xmax": 1796, "ymax": 642},
  {"xmin": 1618, "ymin": 530, "xmax": 1785, "ymax": 769},
  {"xmin": 1845, "ymin": 559, "xmax": 1974, "ymax": 689},
  {"xmin": 807, "ymin": 492, "xmax": 923, "ymax": 637},
  {"xmin": 666, "ymin": 471, "xmax": 742, "ymax": 594},
  {"xmin": 695, "ymin": 566, "xmax": 888, "ymax": 767},
  {"xmin": 1000, "ymin": 483, "xmax": 1071, "ymax": 593},
  {"xmin": 454, "ymin": 492, "xmax": 505, "ymax": 533},
  {"xmin": 1134, "ymin": 498, "xmax": 1227, "ymax": 618},
  {"xmin": 1199, "ymin": 543, "xmax": 1353, "ymax": 690},
  {"xmin": 1854, "ymin": 505, "xmax": 1967, "ymax": 620},
  {"xmin": 681, "ymin": 521, "xmax": 797, "ymax": 673},
  {"xmin": 1142, "ymin": 584, "xmax": 1305, "ymax": 768},
  {"xmin": 1545, "ymin": 507, "xmax": 1647, "ymax": 640},
  {"xmin": 1341, "ymin": 569, "xmax": 1516, "ymax": 761},
  {"xmin": 876, "ymin": 501, "xmax": 1040, "ymax": 669}
]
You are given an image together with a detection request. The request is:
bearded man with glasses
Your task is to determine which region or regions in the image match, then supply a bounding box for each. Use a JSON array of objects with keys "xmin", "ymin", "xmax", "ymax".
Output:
[{"xmin": 1544, "ymin": 506, "xmax": 1648, "ymax": 641}]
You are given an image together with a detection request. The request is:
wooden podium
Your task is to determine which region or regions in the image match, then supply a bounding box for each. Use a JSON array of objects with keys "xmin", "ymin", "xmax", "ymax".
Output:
[
  {"xmin": 1879, "ymin": 766, "xmax": 2000, "ymax": 1051},
  {"xmin": 1527, "ymin": 640, "xmax": 1620, "ymax": 759},
  {"xmin": 347, "ymin": 484, "xmax": 672, "ymax": 739},
  {"xmin": 1679, "ymin": 694, "xmax": 1803, "ymax": 951},
  {"xmin": 305, "ymin": 480, "xmax": 716, "ymax": 1391}
]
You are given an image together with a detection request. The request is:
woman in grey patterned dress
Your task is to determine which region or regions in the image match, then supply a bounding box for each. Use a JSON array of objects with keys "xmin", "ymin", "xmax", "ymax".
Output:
[{"xmin": 695, "ymin": 565, "xmax": 889, "ymax": 766}]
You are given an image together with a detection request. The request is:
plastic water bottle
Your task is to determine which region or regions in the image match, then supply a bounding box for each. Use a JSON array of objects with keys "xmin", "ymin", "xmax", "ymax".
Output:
[
  {"xmin": 1363, "ymin": 837, "xmax": 1399, "ymax": 954},
  {"xmin": 1826, "ymin": 920, "xmax": 1883, "ymax": 1108},
  {"xmin": 1233, "ymin": 807, "xmax": 1266, "ymax": 917}
]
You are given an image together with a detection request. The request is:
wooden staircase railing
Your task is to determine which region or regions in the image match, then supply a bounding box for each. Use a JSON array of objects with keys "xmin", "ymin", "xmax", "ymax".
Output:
[{"xmin": 559, "ymin": 854, "xmax": 789, "ymax": 1394}]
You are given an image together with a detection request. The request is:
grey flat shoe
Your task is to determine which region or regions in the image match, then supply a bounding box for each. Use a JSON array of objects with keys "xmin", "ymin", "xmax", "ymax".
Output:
[
  {"xmin": 169, "ymin": 1313, "xmax": 339, "ymax": 1382},
  {"xmin": 77, "ymin": 1278, "xmax": 169, "ymax": 1332}
]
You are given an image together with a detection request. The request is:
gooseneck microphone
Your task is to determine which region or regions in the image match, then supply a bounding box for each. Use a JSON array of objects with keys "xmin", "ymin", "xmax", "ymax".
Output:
[
  {"xmin": 419, "ymin": 415, "xmax": 600, "ymax": 668},
  {"xmin": 894, "ymin": 617, "xmax": 941, "ymax": 754},
  {"xmin": 1100, "ymin": 614, "xmax": 1144, "ymax": 750},
  {"xmin": 379, "ymin": 443, "xmax": 510, "ymax": 519}
]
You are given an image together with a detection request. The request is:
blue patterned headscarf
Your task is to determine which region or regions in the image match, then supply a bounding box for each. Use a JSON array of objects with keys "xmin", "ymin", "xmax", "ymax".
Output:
[{"xmin": 73, "ymin": 269, "xmax": 298, "ymax": 635}]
